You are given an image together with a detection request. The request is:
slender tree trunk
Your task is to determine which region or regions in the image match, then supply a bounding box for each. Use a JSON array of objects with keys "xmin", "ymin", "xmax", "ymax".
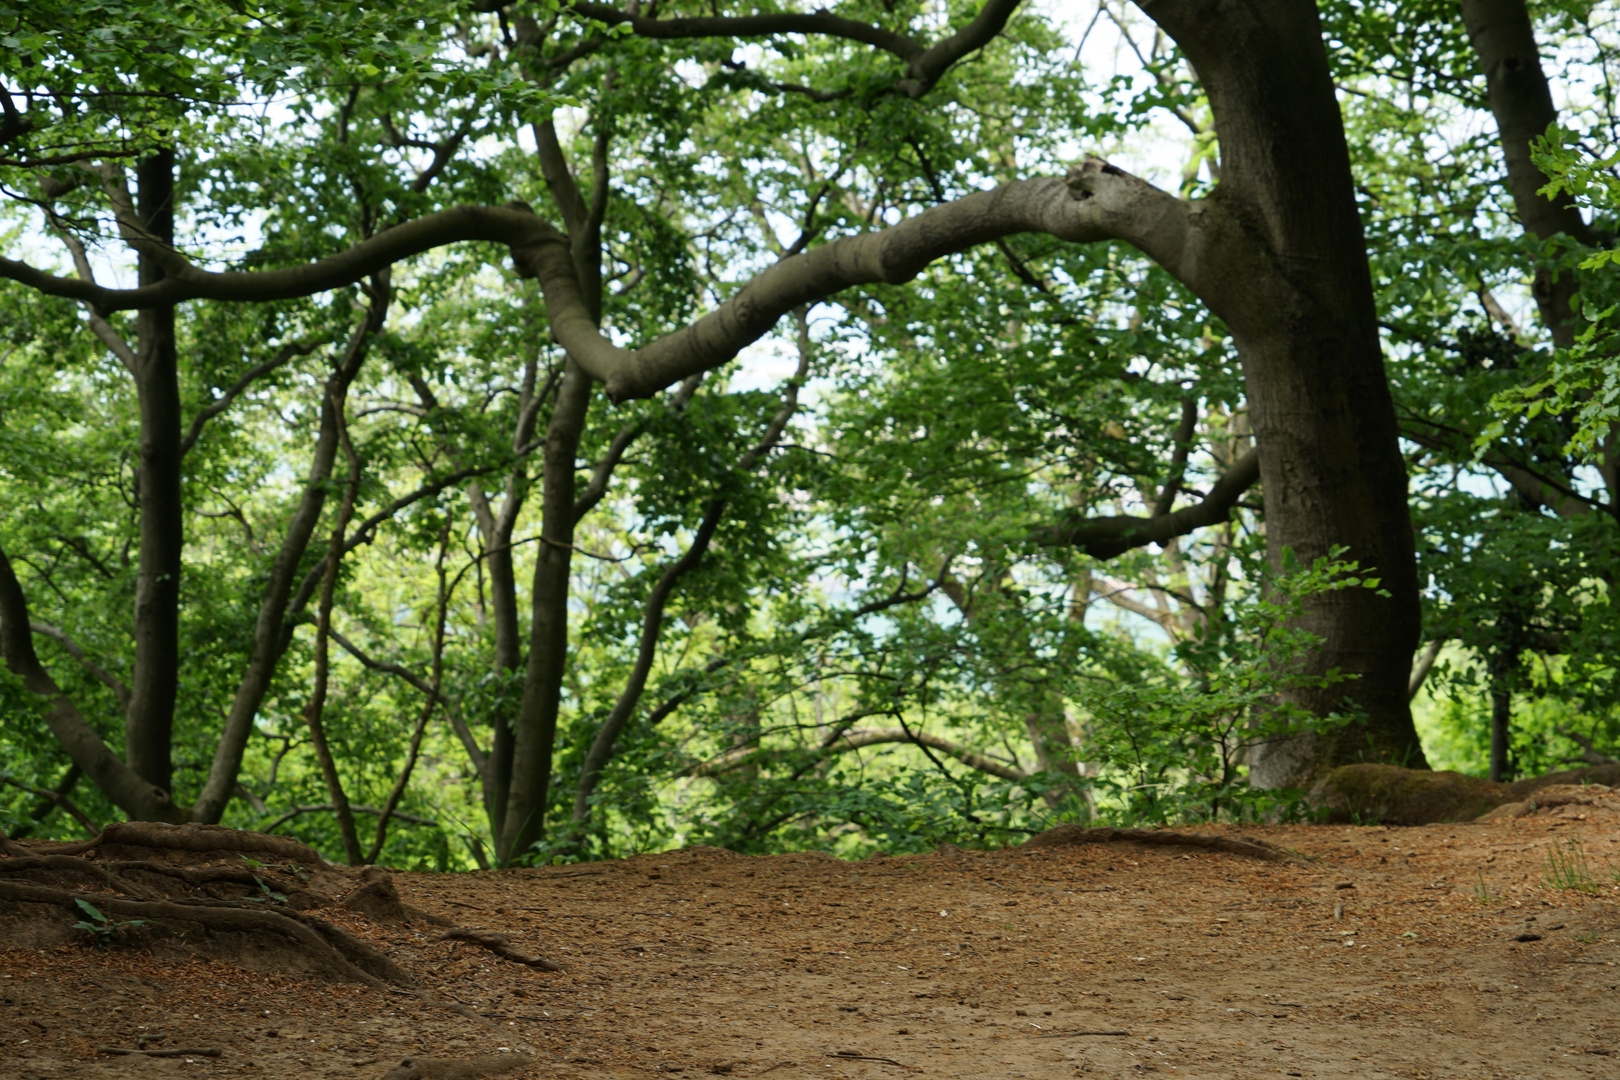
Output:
[
  {"xmin": 492, "ymin": 115, "xmax": 611, "ymax": 864},
  {"xmin": 1461, "ymin": 1, "xmax": 1619, "ymax": 513},
  {"xmin": 497, "ymin": 360, "xmax": 592, "ymax": 863},
  {"xmin": 446, "ymin": 355, "xmax": 541, "ymax": 844},
  {"xmin": 1461, "ymin": 0, "xmax": 1599, "ymax": 349},
  {"xmin": 1489, "ymin": 687, "xmax": 1514, "ymax": 782},
  {"xmin": 366, "ymin": 523, "xmax": 452, "ymax": 864},
  {"xmin": 125, "ymin": 149, "xmax": 182, "ymax": 799},
  {"xmin": 189, "ymin": 276, "xmax": 389, "ymax": 823},
  {"xmin": 303, "ymin": 396, "xmax": 364, "ymax": 866},
  {"xmin": 479, "ymin": 490, "xmax": 523, "ymax": 842},
  {"xmin": 1139, "ymin": 0, "xmax": 1427, "ymax": 786}
]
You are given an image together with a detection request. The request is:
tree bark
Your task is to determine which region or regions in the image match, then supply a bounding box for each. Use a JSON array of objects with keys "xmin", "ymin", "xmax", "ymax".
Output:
[
  {"xmin": 0, "ymin": 546, "xmax": 178, "ymax": 821},
  {"xmin": 125, "ymin": 149, "xmax": 183, "ymax": 797},
  {"xmin": 189, "ymin": 278, "xmax": 389, "ymax": 823},
  {"xmin": 496, "ymin": 360, "xmax": 592, "ymax": 863},
  {"xmin": 1460, "ymin": 0, "xmax": 1617, "ymax": 511},
  {"xmin": 302, "ymin": 396, "xmax": 365, "ymax": 866}
]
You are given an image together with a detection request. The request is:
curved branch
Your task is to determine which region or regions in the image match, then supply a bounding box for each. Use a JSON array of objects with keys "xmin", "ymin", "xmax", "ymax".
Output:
[
  {"xmin": 181, "ymin": 340, "xmax": 322, "ymax": 456},
  {"xmin": 897, "ymin": 0, "xmax": 1025, "ymax": 97},
  {"xmin": 570, "ymin": 0, "xmax": 1023, "ymax": 98},
  {"xmin": 685, "ymin": 727, "xmax": 1027, "ymax": 783},
  {"xmin": 27, "ymin": 620, "xmax": 130, "ymax": 709},
  {"xmin": 566, "ymin": 2, "xmax": 927, "ymax": 65},
  {"xmin": 0, "ymin": 204, "xmax": 560, "ymax": 311},
  {"xmin": 1035, "ymin": 445, "xmax": 1261, "ymax": 559},
  {"xmin": 536, "ymin": 163, "xmax": 1234, "ymax": 401}
]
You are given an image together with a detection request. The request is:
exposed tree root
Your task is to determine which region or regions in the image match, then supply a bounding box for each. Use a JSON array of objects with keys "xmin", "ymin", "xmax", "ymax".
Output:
[
  {"xmin": 341, "ymin": 865, "xmax": 453, "ymax": 926},
  {"xmin": 0, "ymin": 852, "xmax": 327, "ymax": 907},
  {"xmin": 0, "ymin": 822, "xmax": 408, "ymax": 985},
  {"xmin": 1021, "ymin": 825, "xmax": 1312, "ymax": 866},
  {"xmin": 0, "ymin": 877, "xmax": 410, "ymax": 985},
  {"xmin": 381, "ymin": 1053, "xmax": 536, "ymax": 1080},
  {"xmin": 2, "ymin": 820, "xmax": 328, "ymax": 863},
  {"xmin": 443, "ymin": 927, "xmax": 567, "ymax": 972}
]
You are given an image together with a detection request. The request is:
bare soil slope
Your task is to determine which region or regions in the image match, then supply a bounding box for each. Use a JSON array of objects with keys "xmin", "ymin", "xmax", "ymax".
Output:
[{"xmin": 4, "ymin": 793, "xmax": 1620, "ymax": 1079}]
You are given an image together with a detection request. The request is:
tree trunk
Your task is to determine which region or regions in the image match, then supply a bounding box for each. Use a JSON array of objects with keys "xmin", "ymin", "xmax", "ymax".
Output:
[
  {"xmin": 1139, "ymin": 0, "xmax": 1427, "ymax": 786},
  {"xmin": 496, "ymin": 360, "xmax": 592, "ymax": 864},
  {"xmin": 189, "ymin": 279, "xmax": 388, "ymax": 823},
  {"xmin": 1489, "ymin": 688, "xmax": 1514, "ymax": 783},
  {"xmin": 1460, "ymin": 0, "xmax": 1614, "ymax": 508},
  {"xmin": 463, "ymin": 356, "xmax": 540, "ymax": 844},
  {"xmin": 125, "ymin": 149, "xmax": 183, "ymax": 798}
]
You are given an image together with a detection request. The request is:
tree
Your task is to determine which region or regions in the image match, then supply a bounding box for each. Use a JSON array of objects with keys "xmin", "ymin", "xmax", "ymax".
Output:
[{"xmin": 43, "ymin": 0, "xmax": 1619, "ymax": 859}]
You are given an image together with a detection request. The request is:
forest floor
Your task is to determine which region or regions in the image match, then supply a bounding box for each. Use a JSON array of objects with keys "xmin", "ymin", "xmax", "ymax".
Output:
[{"xmin": 4, "ymin": 791, "xmax": 1620, "ymax": 1080}]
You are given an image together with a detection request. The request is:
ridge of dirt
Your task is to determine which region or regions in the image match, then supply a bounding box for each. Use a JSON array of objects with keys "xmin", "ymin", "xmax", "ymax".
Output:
[{"xmin": 4, "ymin": 798, "xmax": 1620, "ymax": 1078}]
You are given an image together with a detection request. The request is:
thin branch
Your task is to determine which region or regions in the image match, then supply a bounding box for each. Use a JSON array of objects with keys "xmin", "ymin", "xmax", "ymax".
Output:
[
  {"xmin": 262, "ymin": 803, "xmax": 438, "ymax": 834},
  {"xmin": 0, "ymin": 771, "xmax": 98, "ymax": 835},
  {"xmin": 1408, "ymin": 637, "xmax": 1446, "ymax": 701},
  {"xmin": 181, "ymin": 340, "xmax": 321, "ymax": 455},
  {"xmin": 28, "ymin": 620, "xmax": 130, "ymax": 709},
  {"xmin": 1153, "ymin": 395, "xmax": 1199, "ymax": 517}
]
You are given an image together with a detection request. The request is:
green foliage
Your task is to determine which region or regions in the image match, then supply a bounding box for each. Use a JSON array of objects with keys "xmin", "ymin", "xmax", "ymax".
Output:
[
  {"xmin": 1075, "ymin": 550, "xmax": 1381, "ymax": 825},
  {"xmin": 1480, "ymin": 125, "xmax": 1620, "ymax": 460}
]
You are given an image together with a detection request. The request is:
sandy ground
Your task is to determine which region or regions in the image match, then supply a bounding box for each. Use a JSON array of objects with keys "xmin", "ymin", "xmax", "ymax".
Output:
[{"xmin": 3, "ymin": 799, "xmax": 1619, "ymax": 1079}]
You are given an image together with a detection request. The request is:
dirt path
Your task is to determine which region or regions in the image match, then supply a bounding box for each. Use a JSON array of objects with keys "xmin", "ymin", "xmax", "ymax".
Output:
[{"xmin": 4, "ymin": 801, "xmax": 1619, "ymax": 1079}]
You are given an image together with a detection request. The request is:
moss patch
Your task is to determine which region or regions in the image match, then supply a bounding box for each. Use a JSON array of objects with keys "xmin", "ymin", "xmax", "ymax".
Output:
[{"xmin": 1309, "ymin": 762, "xmax": 1620, "ymax": 825}]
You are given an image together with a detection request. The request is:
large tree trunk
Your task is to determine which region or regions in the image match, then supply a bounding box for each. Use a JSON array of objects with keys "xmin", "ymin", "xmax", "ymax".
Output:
[{"xmin": 1140, "ymin": 0, "xmax": 1427, "ymax": 786}]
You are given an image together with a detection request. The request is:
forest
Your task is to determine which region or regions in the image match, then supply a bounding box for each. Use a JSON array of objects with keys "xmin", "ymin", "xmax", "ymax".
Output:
[{"xmin": 2, "ymin": 0, "xmax": 1619, "ymax": 870}]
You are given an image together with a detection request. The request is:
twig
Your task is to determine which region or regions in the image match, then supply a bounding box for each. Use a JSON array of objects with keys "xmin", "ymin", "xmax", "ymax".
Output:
[
  {"xmin": 828, "ymin": 1052, "xmax": 910, "ymax": 1066},
  {"xmin": 1033, "ymin": 1030, "xmax": 1131, "ymax": 1038},
  {"xmin": 98, "ymin": 1047, "xmax": 222, "ymax": 1058}
]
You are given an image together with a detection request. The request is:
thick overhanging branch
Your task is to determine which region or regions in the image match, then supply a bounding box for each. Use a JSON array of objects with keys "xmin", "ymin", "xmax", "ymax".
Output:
[
  {"xmin": 684, "ymin": 727, "xmax": 1027, "ymax": 782},
  {"xmin": 535, "ymin": 165, "xmax": 1212, "ymax": 401},
  {"xmin": 568, "ymin": 0, "xmax": 1023, "ymax": 97},
  {"xmin": 566, "ymin": 3, "xmax": 925, "ymax": 64},
  {"xmin": 6, "ymin": 165, "xmax": 1235, "ymax": 412},
  {"xmin": 1035, "ymin": 446, "xmax": 1260, "ymax": 559}
]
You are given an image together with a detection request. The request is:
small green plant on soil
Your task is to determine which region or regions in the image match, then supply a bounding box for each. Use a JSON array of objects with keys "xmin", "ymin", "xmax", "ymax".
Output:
[
  {"xmin": 1542, "ymin": 838, "xmax": 1604, "ymax": 893},
  {"xmin": 71, "ymin": 899, "xmax": 147, "ymax": 946},
  {"xmin": 238, "ymin": 854, "xmax": 308, "ymax": 883},
  {"xmin": 1472, "ymin": 871, "xmax": 1500, "ymax": 903},
  {"xmin": 247, "ymin": 875, "xmax": 288, "ymax": 903}
]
